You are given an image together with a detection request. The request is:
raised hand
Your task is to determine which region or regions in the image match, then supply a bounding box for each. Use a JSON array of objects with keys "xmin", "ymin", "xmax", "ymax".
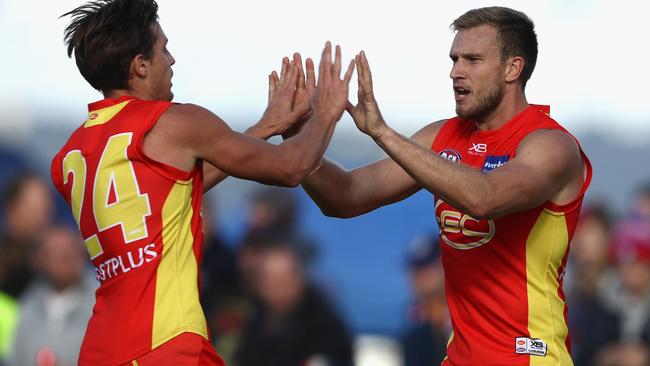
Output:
[
  {"xmin": 346, "ymin": 51, "xmax": 388, "ymax": 140},
  {"xmin": 282, "ymin": 54, "xmax": 316, "ymax": 138},
  {"xmin": 310, "ymin": 42, "xmax": 355, "ymax": 123},
  {"xmin": 257, "ymin": 54, "xmax": 306, "ymax": 136},
  {"xmin": 293, "ymin": 54, "xmax": 315, "ymax": 121}
]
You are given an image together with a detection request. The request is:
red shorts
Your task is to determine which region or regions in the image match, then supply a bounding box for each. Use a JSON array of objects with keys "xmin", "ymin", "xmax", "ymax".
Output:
[{"xmin": 124, "ymin": 333, "xmax": 225, "ymax": 366}]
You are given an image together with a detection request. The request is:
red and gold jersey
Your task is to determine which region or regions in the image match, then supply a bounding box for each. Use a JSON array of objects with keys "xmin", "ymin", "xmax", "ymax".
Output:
[
  {"xmin": 432, "ymin": 105, "xmax": 591, "ymax": 366},
  {"xmin": 51, "ymin": 96, "xmax": 209, "ymax": 365}
]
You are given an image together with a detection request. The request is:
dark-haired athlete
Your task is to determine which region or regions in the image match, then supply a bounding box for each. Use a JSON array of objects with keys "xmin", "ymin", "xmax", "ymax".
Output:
[{"xmin": 51, "ymin": 0, "xmax": 354, "ymax": 364}]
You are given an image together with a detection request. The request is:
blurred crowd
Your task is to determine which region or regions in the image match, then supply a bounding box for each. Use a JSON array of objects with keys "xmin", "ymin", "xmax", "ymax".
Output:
[{"xmin": 0, "ymin": 156, "xmax": 649, "ymax": 365}]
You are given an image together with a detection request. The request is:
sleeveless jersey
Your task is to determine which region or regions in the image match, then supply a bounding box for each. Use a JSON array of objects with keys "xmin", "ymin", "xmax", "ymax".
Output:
[
  {"xmin": 51, "ymin": 96, "xmax": 209, "ymax": 365},
  {"xmin": 431, "ymin": 105, "xmax": 592, "ymax": 366}
]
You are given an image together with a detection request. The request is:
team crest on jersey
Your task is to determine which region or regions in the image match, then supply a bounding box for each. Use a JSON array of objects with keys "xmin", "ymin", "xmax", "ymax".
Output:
[
  {"xmin": 435, "ymin": 199, "xmax": 495, "ymax": 249},
  {"xmin": 439, "ymin": 148, "xmax": 462, "ymax": 162},
  {"xmin": 482, "ymin": 155, "xmax": 510, "ymax": 172}
]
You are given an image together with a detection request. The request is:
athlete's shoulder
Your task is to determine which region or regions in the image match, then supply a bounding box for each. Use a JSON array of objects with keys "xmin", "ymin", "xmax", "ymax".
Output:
[
  {"xmin": 411, "ymin": 119, "xmax": 448, "ymax": 146},
  {"xmin": 161, "ymin": 103, "xmax": 227, "ymax": 127},
  {"xmin": 518, "ymin": 129, "xmax": 581, "ymax": 166}
]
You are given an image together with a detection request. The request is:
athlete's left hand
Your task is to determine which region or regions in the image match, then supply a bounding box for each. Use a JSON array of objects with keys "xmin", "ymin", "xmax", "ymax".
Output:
[{"xmin": 346, "ymin": 51, "xmax": 389, "ymax": 140}]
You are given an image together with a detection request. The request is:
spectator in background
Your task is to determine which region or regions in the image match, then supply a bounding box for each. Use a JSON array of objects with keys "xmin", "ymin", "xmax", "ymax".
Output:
[
  {"xmin": 0, "ymin": 291, "xmax": 18, "ymax": 365},
  {"xmin": 200, "ymin": 196, "xmax": 245, "ymax": 365},
  {"xmin": 242, "ymin": 187, "xmax": 316, "ymax": 264},
  {"xmin": 0, "ymin": 147, "xmax": 27, "ymax": 223},
  {"xmin": 629, "ymin": 182, "xmax": 650, "ymax": 221},
  {"xmin": 599, "ymin": 216, "xmax": 650, "ymax": 342},
  {"xmin": 247, "ymin": 186, "xmax": 298, "ymax": 238},
  {"xmin": 402, "ymin": 234, "xmax": 449, "ymax": 366},
  {"xmin": 565, "ymin": 204, "xmax": 620, "ymax": 366},
  {"xmin": 0, "ymin": 173, "xmax": 54, "ymax": 299},
  {"xmin": 8, "ymin": 225, "xmax": 96, "ymax": 366},
  {"xmin": 236, "ymin": 243, "xmax": 353, "ymax": 366},
  {"xmin": 594, "ymin": 342, "xmax": 650, "ymax": 366}
]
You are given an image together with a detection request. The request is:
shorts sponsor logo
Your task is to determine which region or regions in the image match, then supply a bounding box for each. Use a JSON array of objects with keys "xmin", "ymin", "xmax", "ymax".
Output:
[
  {"xmin": 435, "ymin": 199, "xmax": 495, "ymax": 250},
  {"xmin": 439, "ymin": 149, "xmax": 462, "ymax": 162},
  {"xmin": 515, "ymin": 337, "xmax": 547, "ymax": 357}
]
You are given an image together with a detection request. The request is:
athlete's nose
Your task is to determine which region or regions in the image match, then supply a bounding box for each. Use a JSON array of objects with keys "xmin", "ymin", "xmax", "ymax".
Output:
[{"xmin": 450, "ymin": 60, "xmax": 465, "ymax": 80}]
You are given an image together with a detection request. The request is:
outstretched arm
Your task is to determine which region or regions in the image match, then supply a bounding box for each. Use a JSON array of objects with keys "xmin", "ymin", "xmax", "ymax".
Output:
[
  {"xmin": 347, "ymin": 51, "xmax": 584, "ymax": 219},
  {"xmin": 301, "ymin": 122, "xmax": 441, "ymax": 218},
  {"xmin": 152, "ymin": 42, "xmax": 355, "ymax": 187}
]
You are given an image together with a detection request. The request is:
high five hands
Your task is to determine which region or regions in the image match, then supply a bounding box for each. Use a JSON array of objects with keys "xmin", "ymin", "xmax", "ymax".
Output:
[
  {"xmin": 262, "ymin": 42, "xmax": 355, "ymax": 138},
  {"xmin": 263, "ymin": 44, "xmax": 387, "ymax": 141}
]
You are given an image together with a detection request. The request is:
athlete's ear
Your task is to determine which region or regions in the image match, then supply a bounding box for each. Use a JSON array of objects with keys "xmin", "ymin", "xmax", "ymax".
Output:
[
  {"xmin": 504, "ymin": 56, "xmax": 524, "ymax": 84},
  {"xmin": 131, "ymin": 54, "xmax": 150, "ymax": 78}
]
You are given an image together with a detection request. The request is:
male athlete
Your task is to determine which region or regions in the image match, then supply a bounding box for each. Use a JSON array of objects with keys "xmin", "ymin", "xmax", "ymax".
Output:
[
  {"xmin": 302, "ymin": 7, "xmax": 591, "ymax": 365},
  {"xmin": 50, "ymin": 0, "xmax": 354, "ymax": 365}
]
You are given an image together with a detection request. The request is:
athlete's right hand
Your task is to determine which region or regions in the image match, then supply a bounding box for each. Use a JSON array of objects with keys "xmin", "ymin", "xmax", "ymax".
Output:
[
  {"xmin": 254, "ymin": 54, "xmax": 308, "ymax": 137},
  {"xmin": 282, "ymin": 54, "xmax": 316, "ymax": 139},
  {"xmin": 309, "ymin": 42, "xmax": 355, "ymax": 124}
]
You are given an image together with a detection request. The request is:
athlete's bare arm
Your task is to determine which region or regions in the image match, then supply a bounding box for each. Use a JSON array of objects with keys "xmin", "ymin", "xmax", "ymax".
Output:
[
  {"xmin": 347, "ymin": 52, "xmax": 584, "ymax": 220},
  {"xmin": 145, "ymin": 42, "xmax": 354, "ymax": 187},
  {"xmin": 302, "ymin": 121, "xmax": 443, "ymax": 218}
]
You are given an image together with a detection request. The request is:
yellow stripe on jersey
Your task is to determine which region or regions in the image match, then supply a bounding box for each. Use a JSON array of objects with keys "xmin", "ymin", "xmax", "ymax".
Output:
[
  {"xmin": 525, "ymin": 209, "xmax": 573, "ymax": 366},
  {"xmin": 442, "ymin": 330, "xmax": 454, "ymax": 364},
  {"xmin": 84, "ymin": 100, "xmax": 132, "ymax": 127},
  {"xmin": 152, "ymin": 181, "xmax": 208, "ymax": 349}
]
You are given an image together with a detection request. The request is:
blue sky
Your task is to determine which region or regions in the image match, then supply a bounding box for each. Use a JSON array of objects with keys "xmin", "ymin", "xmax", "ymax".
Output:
[{"xmin": 1, "ymin": 0, "xmax": 648, "ymax": 141}]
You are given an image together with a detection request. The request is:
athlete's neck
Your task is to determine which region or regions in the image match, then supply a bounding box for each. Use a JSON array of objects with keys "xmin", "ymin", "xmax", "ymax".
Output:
[
  {"xmin": 475, "ymin": 90, "xmax": 529, "ymax": 131},
  {"xmin": 104, "ymin": 89, "xmax": 150, "ymax": 101}
]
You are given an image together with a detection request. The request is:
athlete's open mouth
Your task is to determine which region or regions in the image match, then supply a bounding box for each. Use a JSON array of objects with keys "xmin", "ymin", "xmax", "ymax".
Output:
[
  {"xmin": 454, "ymin": 86, "xmax": 470, "ymax": 96},
  {"xmin": 454, "ymin": 86, "xmax": 470, "ymax": 100}
]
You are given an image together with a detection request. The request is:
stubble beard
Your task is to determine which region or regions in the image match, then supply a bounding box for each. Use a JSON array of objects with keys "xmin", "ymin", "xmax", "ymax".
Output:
[{"xmin": 456, "ymin": 81, "xmax": 505, "ymax": 122}]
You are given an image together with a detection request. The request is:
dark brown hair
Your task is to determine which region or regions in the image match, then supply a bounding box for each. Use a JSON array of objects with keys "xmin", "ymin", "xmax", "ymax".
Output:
[
  {"xmin": 62, "ymin": 0, "xmax": 160, "ymax": 93},
  {"xmin": 452, "ymin": 7, "xmax": 538, "ymax": 88}
]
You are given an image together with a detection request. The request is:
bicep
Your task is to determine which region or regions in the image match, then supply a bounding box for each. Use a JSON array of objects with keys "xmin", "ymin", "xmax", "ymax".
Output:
[{"xmin": 484, "ymin": 130, "xmax": 582, "ymax": 212}]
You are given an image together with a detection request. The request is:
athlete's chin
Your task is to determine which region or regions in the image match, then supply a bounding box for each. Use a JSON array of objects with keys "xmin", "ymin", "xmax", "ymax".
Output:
[{"xmin": 455, "ymin": 104, "xmax": 471, "ymax": 119}]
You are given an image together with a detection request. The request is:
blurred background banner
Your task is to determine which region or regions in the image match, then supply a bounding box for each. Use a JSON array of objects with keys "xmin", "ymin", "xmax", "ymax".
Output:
[{"xmin": 1, "ymin": 1, "xmax": 649, "ymax": 366}]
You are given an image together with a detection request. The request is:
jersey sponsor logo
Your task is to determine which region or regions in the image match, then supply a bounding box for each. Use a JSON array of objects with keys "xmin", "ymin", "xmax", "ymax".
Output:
[
  {"xmin": 482, "ymin": 155, "xmax": 510, "ymax": 172},
  {"xmin": 469, "ymin": 142, "xmax": 487, "ymax": 155},
  {"xmin": 95, "ymin": 242, "xmax": 158, "ymax": 282},
  {"xmin": 89, "ymin": 112, "xmax": 99, "ymax": 120},
  {"xmin": 435, "ymin": 199, "xmax": 495, "ymax": 250},
  {"xmin": 515, "ymin": 337, "xmax": 547, "ymax": 357},
  {"xmin": 439, "ymin": 149, "xmax": 462, "ymax": 162}
]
